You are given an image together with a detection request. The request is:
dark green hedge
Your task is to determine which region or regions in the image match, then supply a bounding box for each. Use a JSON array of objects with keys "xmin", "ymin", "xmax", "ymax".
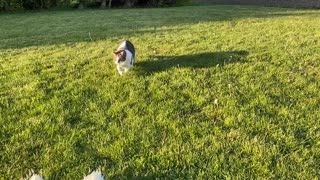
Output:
[
  {"xmin": 0, "ymin": 0, "xmax": 71, "ymax": 11},
  {"xmin": 0, "ymin": 0, "xmax": 192, "ymax": 11}
]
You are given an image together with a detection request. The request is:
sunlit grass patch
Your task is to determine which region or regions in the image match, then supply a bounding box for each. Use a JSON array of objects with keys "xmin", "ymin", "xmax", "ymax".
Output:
[{"xmin": 0, "ymin": 5, "xmax": 320, "ymax": 179}]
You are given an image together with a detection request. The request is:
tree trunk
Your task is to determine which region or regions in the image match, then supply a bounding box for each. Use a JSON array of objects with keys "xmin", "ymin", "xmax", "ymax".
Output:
[
  {"xmin": 100, "ymin": 0, "xmax": 107, "ymax": 8},
  {"xmin": 125, "ymin": 0, "xmax": 135, "ymax": 7},
  {"xmin": 108, "ymin": 0, "xmax": 112, "ymax": 8},
  {"xmin": 78, "ymin": 2, "xmax": 84, "ymax": 9}
]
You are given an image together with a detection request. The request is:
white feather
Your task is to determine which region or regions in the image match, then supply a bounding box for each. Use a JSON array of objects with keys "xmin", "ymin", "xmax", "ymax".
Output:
[
  {"xmin": 83, "ymin": 170, "xmax": 104, "ymax": 180},
  {"xmin": 29, "ymin": 174, "xmax": 44, "ymax": 180},
  {"xmin": 26, "ymin": 170, "xmax": 104, "ymax": 180}
]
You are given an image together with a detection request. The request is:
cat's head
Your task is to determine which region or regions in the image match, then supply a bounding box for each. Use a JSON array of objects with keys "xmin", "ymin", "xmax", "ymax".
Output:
[{"xmin": 113, "ymin": 50, "xmax": 126, "ymax": 64}]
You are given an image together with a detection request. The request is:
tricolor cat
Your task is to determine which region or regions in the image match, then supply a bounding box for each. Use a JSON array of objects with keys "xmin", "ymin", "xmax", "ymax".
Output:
[{"xmin": 112, "ymin": 40, "xmax": 135, "ymax": 75}]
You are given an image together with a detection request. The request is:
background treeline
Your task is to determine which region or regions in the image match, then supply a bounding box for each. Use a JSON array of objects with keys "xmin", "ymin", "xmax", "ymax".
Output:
[{"xmin": 0, "ymin": 0, "xmax": 191, "ymax": 11}]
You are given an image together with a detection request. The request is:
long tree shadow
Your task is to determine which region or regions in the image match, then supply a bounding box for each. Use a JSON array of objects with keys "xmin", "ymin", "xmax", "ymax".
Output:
[
  {"xmin": 135, "ymin": 51, "xmax": 248, "ymax": 75},
  {"xmin": 1, "ymin": 5, "xmax": 316, "ymax": 50}
]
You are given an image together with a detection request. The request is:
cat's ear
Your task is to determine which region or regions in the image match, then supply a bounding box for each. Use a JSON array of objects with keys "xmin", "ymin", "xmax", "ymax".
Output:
[
  {"xmin": 114, "ymin": 50, "xmax": 123, "ymax": 54},
  {"xmin": 112, "ymin": 52, "xmax": 117, "ymax": 61},
  {"xmin": 115, "ymin": 50, "xmax": 126, "ymax": 57}
]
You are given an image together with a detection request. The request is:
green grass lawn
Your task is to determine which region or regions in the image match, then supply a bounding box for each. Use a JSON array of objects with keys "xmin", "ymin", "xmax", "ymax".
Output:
[{"xmin": 0, "ymin": 5, "xmax": 320, "ymax": 179}]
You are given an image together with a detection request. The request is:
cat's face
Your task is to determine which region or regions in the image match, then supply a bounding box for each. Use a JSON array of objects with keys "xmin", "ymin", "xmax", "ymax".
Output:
[{"xmin": 113, "ymin": 50, "xmax": 126, "ymax": 64}]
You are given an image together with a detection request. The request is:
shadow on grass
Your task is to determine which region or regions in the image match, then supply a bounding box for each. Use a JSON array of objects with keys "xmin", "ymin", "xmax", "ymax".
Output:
[
  {"xmin": 135, "ymin": 51, "xmax": 248, "ymax": 75},
  {"xmin": 1, "ymin": 6, "xmax": 317, "ymax": 50}
]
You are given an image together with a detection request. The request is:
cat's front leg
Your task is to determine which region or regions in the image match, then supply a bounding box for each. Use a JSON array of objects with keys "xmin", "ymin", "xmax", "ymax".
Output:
[
  {"xmin": 124, "ymin": 67, "xmax": 130, "ymax": 73},
  {"xmin": 117, "ymin": 65, "xmax": 123, "ymax": 76}
]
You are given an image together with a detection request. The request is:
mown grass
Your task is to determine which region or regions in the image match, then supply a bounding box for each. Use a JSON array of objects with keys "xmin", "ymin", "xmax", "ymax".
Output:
[{"xmin": 0, "ymin": 5, "xmax": 320, "ymax": 179}]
